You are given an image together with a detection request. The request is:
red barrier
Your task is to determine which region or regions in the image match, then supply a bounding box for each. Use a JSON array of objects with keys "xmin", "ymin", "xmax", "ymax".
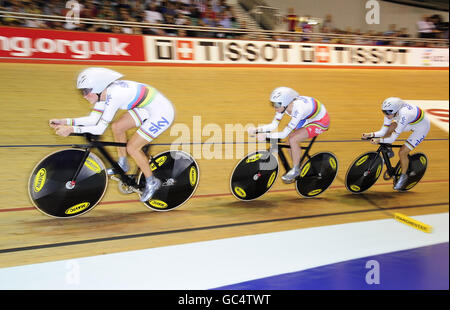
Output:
[{"xmin": 0, "ymin": 26, "xmax": 145, "ymax": 62}]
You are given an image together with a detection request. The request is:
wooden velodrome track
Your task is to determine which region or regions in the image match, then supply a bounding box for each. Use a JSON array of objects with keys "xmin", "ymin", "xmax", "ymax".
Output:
[{"xmin": 0, "ymin": 63, "xmax": 448, "ymax": 268}]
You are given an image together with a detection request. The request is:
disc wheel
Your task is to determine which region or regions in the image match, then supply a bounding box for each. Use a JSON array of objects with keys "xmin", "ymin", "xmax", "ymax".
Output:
[
  {"xmin": 393, "ymin": 153, "xmax": 428, "ymax": 191},
  {"xmin": 345, "ymin": 152, "xmax": 383, "ymax": 194},
  {"xmin": 296, "ymin": 152, "xmax": 339, "ymax": 198},
  {"xmin": 230, "ymin": 151, "xmax": 279, "ymax": 201},
  {"xmin": 138, "ymin": 151, "xmax": 199, "ymax": 211},
  {"xmin": 28, "ymin": 149, "xmax": 107, "ymax": 218}
]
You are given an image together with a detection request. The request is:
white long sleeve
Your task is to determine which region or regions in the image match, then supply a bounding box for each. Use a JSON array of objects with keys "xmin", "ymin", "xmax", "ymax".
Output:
[
  {"xmin": 257, "ymin": 112, "xmax": 283, "ymax": 133},
  {"xmin": 73, "ymin": 118, "xmax": 109, "ymax": 135},
  {"xmin": 380, "ymin": 131, "xmax": 400, "ymax": 144},
  {"xmin": 66, "ymin": 101, "xmax": 106, "ymax": 126},
  {"xmin": 267, "ymin": 126, "xmax": 293, "ymax": 140},
  {"xmin": 373, "ymin": 116, "xmax": 392, "ymax": 137}
]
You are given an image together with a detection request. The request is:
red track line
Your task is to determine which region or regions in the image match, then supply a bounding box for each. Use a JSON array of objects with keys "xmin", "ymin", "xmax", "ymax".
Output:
[
  {"xmin": 2, "ymin": 179, "xmax": 448, "ymax": 213},
  {"xmin": 1, "ymin": 58, "xmax": 449, "ymax": 70}
]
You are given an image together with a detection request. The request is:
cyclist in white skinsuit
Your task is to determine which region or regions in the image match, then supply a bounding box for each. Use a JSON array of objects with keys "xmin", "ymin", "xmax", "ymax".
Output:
[
  {"xmin": 248, "ymin": 87, "xmax": 330, "ymax": 183},
  {"xmin": 362, "ymin": 97, "xmax": 430, "ymax": 190},
  {"xmin": 50, "ymin": 67, "xmax": 175, "ymax": 202}
]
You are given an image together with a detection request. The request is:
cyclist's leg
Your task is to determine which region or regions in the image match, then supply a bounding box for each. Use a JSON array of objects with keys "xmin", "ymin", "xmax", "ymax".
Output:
[
  {"xmin": 398, "ymin": 145, "xmax": 411, "ymax": 176},
  {"xmin": 130, "ymin": 94, "xmax": 175, "ymax": 201},
  {"xmin": 127, "ymin": 133, "xmax": 154, "ymax": 178},
  {"xmin": 282, "ymin": 113, "xmax": 329, "ymax": 183},
  {"xmin": 288, "ymin": 128, "xmax": 309, "ymax": 168},
  {"xmin": 107, "ymin": 111, "xmax": 143, "ymax": 174},
  {"xmin": 111, "ymin": 112, "xmax": 138, "ymax": 158},
  {"xmin": 395, "ymin": 119, "xmax": 430, "ymax": 190}
]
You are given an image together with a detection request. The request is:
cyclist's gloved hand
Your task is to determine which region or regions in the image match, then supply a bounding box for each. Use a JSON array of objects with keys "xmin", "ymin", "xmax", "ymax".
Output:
[
  {"xmin": 361, "ymin": 132, "xmax": 374, "ymax": 140},
  {"xmin": 247, "ymin": 127, "xmax": 258, "ymax": 136},
  {"xmin": 49, "ymin": 119, "xmax": 64, "ymax": 128}
]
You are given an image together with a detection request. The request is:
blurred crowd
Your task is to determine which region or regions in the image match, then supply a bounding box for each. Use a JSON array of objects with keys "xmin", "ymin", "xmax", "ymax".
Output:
[
  {"xmin": 280, "ymin": 11, "xmax": 449, "ymax": 47},
  {"xmin": 0, "ymin": 0, "xmax": 448, "ymax": 46},
  {"xmin": 0, "ymin": 0, "xmax": 244, "ymax": 38}
]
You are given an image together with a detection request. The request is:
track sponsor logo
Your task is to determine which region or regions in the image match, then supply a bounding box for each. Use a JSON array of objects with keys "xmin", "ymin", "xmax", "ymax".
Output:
[
  {"xmin": 0, "ymin": 26, "xmax": 145, "ymax": 61},
  {"xmin": 147, "ymin": 37, "xmax": 418, "ymax": 66},
  {"xmin": 394, "ymin": 213, "xmax": 432, "ymax": 233}
]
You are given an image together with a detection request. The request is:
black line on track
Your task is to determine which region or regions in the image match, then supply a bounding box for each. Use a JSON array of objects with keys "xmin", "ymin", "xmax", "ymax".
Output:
[
  {"xmin": 0, "ymin": 138, "xmax": 448, "ymax": 148},
  {"xmin": 0, "ymin": 202, "xmax": 447, "ymax": 254}
]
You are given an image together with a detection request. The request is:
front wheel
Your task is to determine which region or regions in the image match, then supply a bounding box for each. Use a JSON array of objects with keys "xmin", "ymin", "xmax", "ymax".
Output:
[
  {"xmin": 137, "ymin": 150, "xmax": 199, "ymax": 211},
  {"xmin": 296, "ymin": 152, "xmax": 339, "ymax": 197},
  {"xmin": 28, "ymin": 149, "xmax": 107, "ymax": 218},
  {"xmin": 230, "ymin": 150, "xmax": 279, "ymax": 201},
  {"xmin": 345, "ymin": 152, "xmax": 383, "ymax": 194}
]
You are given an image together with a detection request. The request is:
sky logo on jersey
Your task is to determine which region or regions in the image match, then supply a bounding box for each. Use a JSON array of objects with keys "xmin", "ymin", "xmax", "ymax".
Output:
[{"xmin": 149, "ymin": 117, "xmax": 170, "ymax": 135}]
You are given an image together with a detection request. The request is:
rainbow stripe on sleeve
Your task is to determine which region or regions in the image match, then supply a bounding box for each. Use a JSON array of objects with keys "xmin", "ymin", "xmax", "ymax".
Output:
[
  {"xmin": 127, "ymin": 84, "xmax": 157, "ymax": 110},
  {"xmin": 409, "ymin": 107, "xmax": 424, "ymax": 125}
]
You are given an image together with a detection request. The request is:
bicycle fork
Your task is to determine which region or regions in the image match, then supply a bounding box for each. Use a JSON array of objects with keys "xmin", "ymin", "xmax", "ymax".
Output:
[{"xmin": 66, "ymin": 148, "xmax": 92, "ymax": 190}]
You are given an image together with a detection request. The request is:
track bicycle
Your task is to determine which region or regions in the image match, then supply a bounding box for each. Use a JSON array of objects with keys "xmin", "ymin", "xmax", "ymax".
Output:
[
  {"xmin": 28, "ymin": 133, "xmax": 200, "ymax": 218},
  {"xmin": 230, "ymin": 137, "xmax": 339, "ymax": 200},
  {"xmin": 345, "ymin": 142, "xmax": 427, "ymax": 193}
]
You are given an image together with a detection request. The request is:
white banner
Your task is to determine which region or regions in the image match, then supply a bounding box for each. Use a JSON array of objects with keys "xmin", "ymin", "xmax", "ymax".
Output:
[{"xmin": 144, "ymin": 36, "xmax": 449, "ymax": 68}]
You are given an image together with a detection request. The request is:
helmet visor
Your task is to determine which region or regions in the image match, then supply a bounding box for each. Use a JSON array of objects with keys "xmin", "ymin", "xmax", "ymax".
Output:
[
  {"xmin": 80, "ymin": 88, "xmax": 93, "ymax": 96},
  {"xmin": 382, "ymin": 109, "xmax": 394, "ymax": 115},
  {"xmin": 270, "ymin": 101, "xmax": 282, "ymax": 108}
]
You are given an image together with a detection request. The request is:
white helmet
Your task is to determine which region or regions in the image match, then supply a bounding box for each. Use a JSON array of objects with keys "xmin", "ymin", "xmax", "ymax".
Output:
[
  {"xmin": 381, "ymin": 97, "xmax": 404, "ymax": 115},
  {"xmin": 76, "ymin": 67, "xmax": 123, "ymax": 94},
  {"xmin": 270, "ymin": 87, "xmax": 299, "ymax": 109}
]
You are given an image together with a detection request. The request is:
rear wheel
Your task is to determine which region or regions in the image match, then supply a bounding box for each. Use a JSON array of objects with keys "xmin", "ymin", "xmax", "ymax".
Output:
[
  {"xmin": 296, "ymin": 152, "xmax": 338, "ymax": 197},
  {"xmin": 393, "ymin": 153, "xmax": 428, "ymax": 191},
  {"xmin": 137, "ymin": 150, "xmax": 199, "ymax": 211}
]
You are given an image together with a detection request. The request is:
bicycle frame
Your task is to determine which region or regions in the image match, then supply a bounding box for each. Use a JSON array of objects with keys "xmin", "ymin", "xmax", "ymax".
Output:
[
  {"xmin": 375, "ymin": 143, "xmax": 402, "ymax": 177},
  {"xmin": 69, "ymin": 133, "xmax": 153, "ymax": 190},
  {"xmin": 267, "ymin": 136, "xmax": 317, "ymax": 173}
]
